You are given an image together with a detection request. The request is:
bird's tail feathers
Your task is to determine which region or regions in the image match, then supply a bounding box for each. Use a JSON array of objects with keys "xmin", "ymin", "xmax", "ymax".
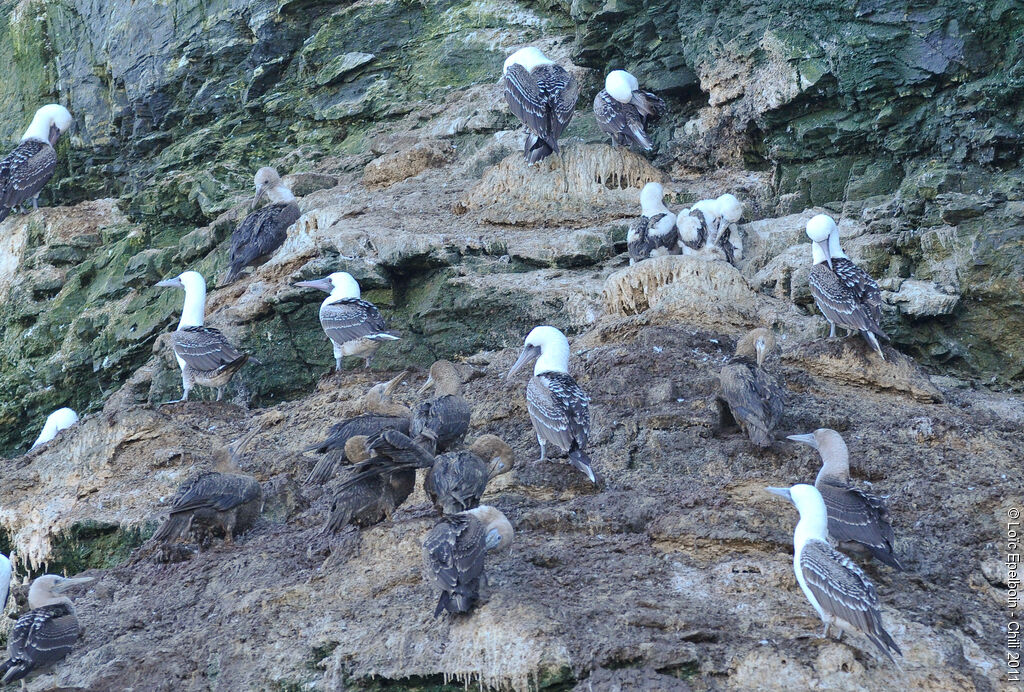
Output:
[
  {"xmin": 568, "ymin": 448, "xmax": 598, "ymax": 484},
  {"xmin": 433, "ymin": 592, "xmax": 451, "ymax": 618},
  {"xmin": 152, "ymin": 514, "xmax": 189, "ymax": 543},
  {"xmin": 628, "ymin": 122, "xmax": 653, "ymax": 151}
]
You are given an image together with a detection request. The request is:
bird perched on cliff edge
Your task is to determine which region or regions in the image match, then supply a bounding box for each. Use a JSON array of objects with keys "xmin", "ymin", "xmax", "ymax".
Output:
[
  {"xmin": 304, "ymin": 372, "xmax": 412, "ymax": 485},
  {"xmin": 0, "ymin": 574, "xmax": 95, "ymax": 685},
  {"xmin": 787, "ymin": 428, "xmax": 902, "ymax": 569},
  {"xmin": 422, "ymin": 505, "xmax": 514, "ymax": 617},
  {"xmin": 502, "ymin": 47, "xmax": 580, "ymax": 164},
  {"xmin": 820, "ymin": 214, "xmax": 884, "ymax": 331},
  {"xmin": 684, "ymin": 194, "xmax": 744, "ymax": 264},
  {"xmin": 593, "ymin": 69, "xmax": 665, "ymax": 151},
  {"xmin": 156, "ymin": 270, "xmax": 254, "ymax": 402},
  {"xmin": 411, "ymin": 360, "xmax": 471, "ymax": 454},
  {"xmin": 324, "ymin": 433, "xmax": 419, "ymax": 532},
  {"xmin": 717, "ymin": 328, "xmax": 784, "ymax": 448},
  {"xmin": 30, "ymin": 407, "xmax": 79, "ymax": 451},
  {"xmin": 223, "ymin": 167, "xmax": 300, "ymax": 285},
  {"xmin": 507, "ymin": 326, "xmax": 597, "ymax": 484},
  {"xmin": 766, "ymin": 484, "xmax": 902, "ymax": 664},
  {"xmin": 627, "ymin": 182, "xmax": 678, "ymax": 265},
  {"xmin": 295, "ymin": 272, "xmax": 399, "ymax": 371},
  {"xmin": 805, "ymin": 215, "xmax": 888, "ymax": 359},
  {"xmin": 0, "ymin": 104, "xmax": 73, "ymax": 223},
  {"xmin": 0, "ymin": 553, "xmax": 11, "ymax": 613}
]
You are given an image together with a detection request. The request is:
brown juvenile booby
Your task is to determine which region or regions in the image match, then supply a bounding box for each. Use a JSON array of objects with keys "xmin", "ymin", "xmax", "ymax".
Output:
[
  {"xmin": 152, "ymin": 448, "xmax": 263, "ymax": 546},
  {"xmin": 0, "ymin": 574, "xmax": 95, "ymax": 685},
  {"xmin": 502, "ymin": 47, "xmax": 580, "ymax": 164},
  {"xmin": 223, "ymin": 167, "xmax": 300, "ymax": 285},
  {"xmin": 324, "ymin": 433, "xmax": 418, "ymax": 532},
  {"xmin": 787, "ymin": 428, "xmax": 902, "ymax": 569},
  {"xmin": 820, "ymin": 214, "xmax": 884, "ymax": 330},
  {"xmin": 0, "ymin": 553, "xmax": 10, "ymax": 613},
  {"xmin": 0, "ymin": 104, "xmax": 73, "ymax": 223},
  {"xmin": 422, "ymin": 505, "xmax": 514, "ymax": 616},
  {"xmin": 507, "ymin": 326, "xmax": 597, "ymax": 484},
  {"xmin": 295, "ymin": 272, "xmax": 399, "ymax": 370},
  {"xmin": 30, "ymin": 407, "xmax": 79, "ymax": 450},
  {"xmin": 627, "ymin": 182, "xmax": 679, "ymax": 264},
  {"xmin": 156, "ymin": 270, "xmax": 253, "ymax": 401},
  {"xmin": 717, "ymin": 328, "xmax": 784, "ymax": 448},
  {"xmin": 425, "ymin": 435, "xmax": 515, "ymax": 515},
  {"xmin": 304, "ymin": 372, "xmax": 412, "ymax": 485},
  {"xmin": 593, "ymin": 70, "xmax": 665, "ymax": 151},
  {"xmin": 806, "ymin": 215, "xmax": 888, "ymax": 358},
  {"xmin": 411, "ymin": 360, "xmax": 471, "ymax": 453},
  {"xmin": 766, "ymin": 484, "xmax": 902, "ymax": 664}
]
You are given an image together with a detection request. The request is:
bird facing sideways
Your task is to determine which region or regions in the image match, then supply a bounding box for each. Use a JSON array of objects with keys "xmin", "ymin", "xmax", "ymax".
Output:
[{"xmin": 0, "ymin": 104, "xmax": 74, "ymax": 223}]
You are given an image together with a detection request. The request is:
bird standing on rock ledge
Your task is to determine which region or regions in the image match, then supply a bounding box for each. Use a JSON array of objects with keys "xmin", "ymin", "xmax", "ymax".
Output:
[
  {"xmin": 507, "ymin": 325, "xmax": 598, "ymax": 484},
  {"xmin": 502, "ymin": 47, "xmax": 580, "ymax": 164},
  {"xmin": 295, "ymin": 272, "xmax": 400, "ymax": 371},
  {"xmin": 222, "ymin": 166, "xmax": 300, "ymax": 285},
  {"xmin": 156, "ymin": 270, "xmax": 253, "ymax": 402},
  {"xmin": 593, "ymin": 69, "xmax": 665, "ymax": 151},
  {"xmin": 0, "ymin": 104, "xmax": 74, "ymax": 223},
  {"xmin": 717, "ymin": 328, "xmax": 784, "ymax": 448}
]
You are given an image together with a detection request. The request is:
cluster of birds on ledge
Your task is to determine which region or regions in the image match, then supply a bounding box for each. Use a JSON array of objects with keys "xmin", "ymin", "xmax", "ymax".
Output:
[{"xmin": 0, "ymin": 44, "xmax": 907, "ymax": 686}]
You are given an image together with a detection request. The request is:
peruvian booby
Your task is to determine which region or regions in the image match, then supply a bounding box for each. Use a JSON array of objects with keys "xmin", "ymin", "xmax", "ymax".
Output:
[
  {"xmin": 0, "ymin": 574, "xmax": 95, "ymax": 685},
  {"xmin": 507, "ymin": 326, "xmax": 597, "ymax": 484},
  {"xmin": 422, "ymin": 505, "xmax": 514, "ymax": 616},
  {"xmin": 156, "ymin": 270, "xmax": 253, "ymax": 401},
  {"xmin": 30, "ymin": 407, "xmax": 79, "ymax": 450},
  {"xmin": 0, "ymin": 104, "xmax": 73, "ymax": 223},
  {"xmin": 627, "ymin": 182, "xmax": 679, "ymax": 264},
  {"xmin": 806, "ymin": 215, "xmax": 888, "ymax": 359},
  {"xmin": 295, "ymin": 272, "xmax": 399, "ymax": 370},
  {"xmin": 324, "ymin": 433, "xmax": 418, "ymax": 532},
  {"xmin": 717, "ymin": 328, "xmax": 784, "ymax": 448},
  {"xmin": 0, "ymin": 553, "xmax": 10, "ymax": 613},
  {"xmin": 304, "ymin": 372, "xmax": 412, "ymax": 485},
  {"xmin": 593, "ymin": 70, "xmax": 666, "ymax": 151},
  {"xmin": 787, "ymin": 429, "xmax": 902, "ymax": 569},
  {"xmin": 411, "ymin": 360, "xmax": 471, "ymax": 454},
  {"xmin": 818, "ymin": 214, "xmax": 884, "ymax": 330},
  {"xmin": 502, "ymin": 47, "xmax": 580, "ymax": 164},
  {"xmin": 223, "ymin": 167, "xmax": 300, "ymax": 285},
  {"xmin": 766, "ymin": 484, "xmax": 902, "ymax": 663},
  {"xmin": 152, "ymin": 447, "xmax": 263, "ymax": 546},
  {"xmin": 425, "ymin": 435, "xmax": 516, "ymax": 515},
  {"xmin": 683, "ymin": 194, "xmax": 744, "ymax": 264}
]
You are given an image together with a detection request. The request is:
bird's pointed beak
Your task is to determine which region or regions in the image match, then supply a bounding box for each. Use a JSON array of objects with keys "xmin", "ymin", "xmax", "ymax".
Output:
[
  {"xmin": 155, "ymin": 277, "xmax": 183, "ymax": 289},
  {"xmin": 507, "ymin": 344, "xmax": 541, "ymax": 379},
  {"xmin": 48, "ymin": 122, "xmax": 63, "ymax": 147},
  {"xmin": 816, "ymin": 240, "xmax": 832, "ymax": 269},
  {"xmin": 765, "ymin": 487, "xmax": 793, "ymax": 502},
  {"xmin": 417, "ymin": 374, "xmax": 434, "ymax": 396},
  {"xmin": 755, "ymin": 340, "xmax": 767, "ymax": 368},
  {"xmin": 484, "ymin": 528, "xmax": 504, "ymax": 550},
  {"xmin": 294, "ymin": 277, "xmax": 333, "ymax": 293},
  {"xmin": 384, "ymin": 370, "xmax": 408, "ymax": 396},
  {"xmin": 786, "ymin": 433, "xmax": 819, "ymax": 449},
  {"xmin": 252, "ymin": 183, "xmax": 270, "ymax": 210},
  {"xmin": 53, "ymin": 576, "xmax": 95, "ymax": 593}
]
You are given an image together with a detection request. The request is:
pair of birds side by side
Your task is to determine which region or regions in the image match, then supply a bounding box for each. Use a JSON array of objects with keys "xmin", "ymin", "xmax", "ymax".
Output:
[
  {"xmin": 502, "ymin": 47, "xmax": 665, "ymax": 163},
  {"xmin": 627, "ymin": 182, "xmax": 744, "ymax": 266}
]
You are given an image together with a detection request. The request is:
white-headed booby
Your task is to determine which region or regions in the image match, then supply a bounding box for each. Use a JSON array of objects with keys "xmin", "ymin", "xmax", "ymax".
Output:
[
  {"xmin": 766, "ymin": 484, "xmax": 902, "ymax": 663},
  {"xmin": 502, "ymin": 47, "xmax": 580, "ymax": 164},
  {"xmin": 787, "ymin": 429, "xmax": 902, "ymax": 569},
  {"xmin": 295, "ymin": 272, "xmax": 399, "ymax": 370},
  {"xmin": 0, "ymin": 574, "xmax": 95, "ymax": 685},
  {"xmin": 593, "ymin": 70, "xmax": 666, "ymax": 151},
  {"xmin": 507, "ymin": 326, "xmax": 597, "ymax": 484},
  {"xmin": 422, "ymin": 505, "xmax": 514, "ymax": 616},
  {"xmin": 30, "ymin": 407, "xmax": 79, "ymax": 450},
  {"xmin": 223, "ymin": 167, "xmax": 300, "ymax": 285},
  {"xmin": 806, "ymin": 215, "xmax": 888, "ymax": 358},
  {"xmin": 682, "ymin": 195, "xmax": 744, "ymax": 264},
  {"xmin": 0, "ymin": 553, "xmax": 11, "ymax": 613},
  {"xmin": 156, "ymin": 270, "xmax": 252, "ymax": 401},
  {"xmin": 627, "ymin": 182, "xmax": 679, "ymax": 264},
  {"xmin": 0, "ymin": 104, "xmax": 73, "ymax": 223},
  {"xmin": 717, "ymin": 328, "xmax": 784, "ymax": 448},
  {"xmin": 817, "ymin": 214, "xmax": 884, "ymax": 330}
]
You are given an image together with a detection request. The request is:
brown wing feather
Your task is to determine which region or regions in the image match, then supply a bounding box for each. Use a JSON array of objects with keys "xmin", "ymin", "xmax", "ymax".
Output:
[
  {"xmin": 526, "ymin": 371, "xmax": 590, "ymax": 454},
  {"xmin": 0, "ymin": 140, "xmax": 57, "ymax": 214},
  {"xmin": 1, "ymin": 604, "xmax": 79, "ymax": 683},
  {"xmin": 809, "ymin": 264, "xmax": 887, "ymax": 337},
  {"xmin": 172, "ymin": 327, "xmax": 245, "ymax": 371},
  {"xmin": 719, "ymin": 360, "xmax": 782, "ymax": 448},
  {"xmin": 818, "ymin": 478, "xmax": 901, "ymax": 569},
  {"xmin": 320, "ymin": 299, "xmax": 392, "ymax": 346}
]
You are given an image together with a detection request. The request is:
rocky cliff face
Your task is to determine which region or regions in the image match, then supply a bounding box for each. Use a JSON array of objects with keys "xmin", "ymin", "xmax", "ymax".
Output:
[{"xmin": 0, "ymin": 0, "xmax": 1018, "ymax": 689}]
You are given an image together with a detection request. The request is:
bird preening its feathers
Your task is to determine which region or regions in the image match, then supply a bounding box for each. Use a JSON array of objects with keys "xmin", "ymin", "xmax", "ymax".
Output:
[
  {"xmin": 594, "ymin": 69, "xmax": 666, "ymax": 151},
  {"xmin": 0, "ymin": 104, "xmax": 73, "ymax": 223},
  {"xmin": 503, "ymin": 47, "xmax": 580, "ymax": 164}
]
